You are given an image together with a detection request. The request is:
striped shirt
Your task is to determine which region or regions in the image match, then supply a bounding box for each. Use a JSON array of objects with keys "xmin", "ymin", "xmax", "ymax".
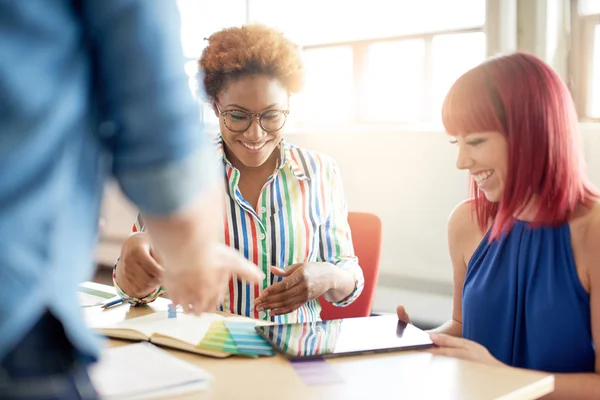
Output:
[
  {"xmin": 113, "ymin": 136, "xmax": 364, "ymax": 323},
  {"xmin": 263, "ymin": 319, "xmax": 342, "ymax": 356}
]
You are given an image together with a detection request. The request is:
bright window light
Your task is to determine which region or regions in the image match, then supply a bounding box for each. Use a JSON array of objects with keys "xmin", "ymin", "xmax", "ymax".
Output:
[
  {"xmin": 292, "ymin": 47, "xmax": 355, "ymax": 123},
  {"xmin": 431, "ymin": 32, "xmax": 486, "ymax": 120},
  {"xmin": 579, "ymin": 0, "xmax": 600, "ymax": 16},
  {"xmin": 179, "ymin": 0, "xmax": 487, "ymax": 126},
  {"xmin": 249, "ymin": 0, "xmax": 485, "ymax": 46},
  {"xmin": 177, "ymin": 0, "xmax": 246, "ymax": 59},
  {"xmin": 590, "ymin": 24, "xmax": 600, "ymax": 118},
  {"xmin": 364, "ymin": 40, "xmax": 426, "ymax": 122}
]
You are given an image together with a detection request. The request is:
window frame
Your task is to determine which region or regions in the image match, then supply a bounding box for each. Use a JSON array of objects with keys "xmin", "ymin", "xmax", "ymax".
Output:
[
  {"xmin": 570, "ymin": 0, "xmax": 600, "ymax": 121},
  {"xmin": 297, "ymin": 26, "xmax": 485, "ymax": 126},
  {"xmin": 182, "ymin": 0, "xmax": 508, "ymax": 133}
]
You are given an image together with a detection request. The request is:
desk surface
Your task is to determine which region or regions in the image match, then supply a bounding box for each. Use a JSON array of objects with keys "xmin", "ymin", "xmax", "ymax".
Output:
[{"xmin": 82, "ymin": 283, "xmax": 554, "ymax": 400}]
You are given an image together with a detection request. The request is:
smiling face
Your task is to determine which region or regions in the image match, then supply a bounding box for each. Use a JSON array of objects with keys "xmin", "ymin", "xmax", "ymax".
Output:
[
  {"xmin": 214, "ymin": 74, "xmax": 289, "ymax": 170},
  {"xmin": 452, "ymin": 131, "xmax": 508, "ymax": 202}
]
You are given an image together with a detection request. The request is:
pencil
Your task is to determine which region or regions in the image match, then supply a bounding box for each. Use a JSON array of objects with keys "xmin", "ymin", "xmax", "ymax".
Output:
[{"xmin": 102, "ymin": 297, "xmax": 125, "ymax": 309}]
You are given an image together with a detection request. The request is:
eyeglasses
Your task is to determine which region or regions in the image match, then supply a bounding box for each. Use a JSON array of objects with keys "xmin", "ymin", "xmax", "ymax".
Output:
[{"xmin": 214, "ymin": 102, "xmax": 289, "ymax": 133}]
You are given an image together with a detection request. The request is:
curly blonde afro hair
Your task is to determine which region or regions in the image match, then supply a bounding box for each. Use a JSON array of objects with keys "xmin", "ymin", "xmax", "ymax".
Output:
[{"xmin": 199, "ymin": 24, "xmax": 304, "ymax": 99}]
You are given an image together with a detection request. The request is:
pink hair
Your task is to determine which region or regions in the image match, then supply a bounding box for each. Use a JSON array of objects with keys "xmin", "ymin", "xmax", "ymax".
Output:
[{"xmin": 442, "ymin": 52, "xmax": 598, "ymax": 240}]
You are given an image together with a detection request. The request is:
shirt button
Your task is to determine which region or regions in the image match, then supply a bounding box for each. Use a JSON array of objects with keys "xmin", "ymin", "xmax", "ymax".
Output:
[
  {"xmin": 259, "ymin": 207, "xmax": 267, "ymax": 214},
  {"xmin": 259, "ymin": 233, "xmax": 266, "ymax": 240}
]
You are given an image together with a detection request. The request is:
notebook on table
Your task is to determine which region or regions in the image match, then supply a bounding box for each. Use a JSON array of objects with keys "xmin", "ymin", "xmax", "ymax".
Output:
[
  {"xmin": 89, "ymin": 342, "xmax": 212, "ymax": 400},
  {"xmin": 90, "ymin": 310, "xmax": 273, "ymax": 358}
]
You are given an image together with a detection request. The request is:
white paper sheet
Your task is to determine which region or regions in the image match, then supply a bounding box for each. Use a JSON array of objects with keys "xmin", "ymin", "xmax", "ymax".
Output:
[{"xmin": 89, "ymin": 342, "xmax": 212, "ymax": 400}]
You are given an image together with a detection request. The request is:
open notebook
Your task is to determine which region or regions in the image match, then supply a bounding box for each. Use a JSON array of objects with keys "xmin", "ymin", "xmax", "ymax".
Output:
[
  {"xmin": 92, "ymin": 310, "xmax": 272, "ymax": 358},
  {"xmin": 89, "ymin": 342, "xmax": 211, "ymax": 400}
]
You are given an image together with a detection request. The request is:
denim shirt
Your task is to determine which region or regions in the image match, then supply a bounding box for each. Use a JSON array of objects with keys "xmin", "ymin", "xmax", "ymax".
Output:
[{"xmin": 0, "ymin": 0, "xmax": 215, "ymax": 361}]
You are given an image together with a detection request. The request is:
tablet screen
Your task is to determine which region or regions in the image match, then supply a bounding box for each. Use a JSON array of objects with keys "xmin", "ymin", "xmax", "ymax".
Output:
[{"xmin": 255, "ymin": 315, "xmax": 433, "ymax": 359}]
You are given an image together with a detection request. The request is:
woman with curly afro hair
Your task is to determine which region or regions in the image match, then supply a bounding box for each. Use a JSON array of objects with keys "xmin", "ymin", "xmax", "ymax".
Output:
[{"xmin": 113, "ymin": 25, "xmax": 365, "ymax": 324}]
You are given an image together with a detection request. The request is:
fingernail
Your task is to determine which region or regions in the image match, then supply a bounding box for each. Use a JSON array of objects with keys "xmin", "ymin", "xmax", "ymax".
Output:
[{"xmin": 256, "ymin": 306, "xmax": 263, "ymax": 311}]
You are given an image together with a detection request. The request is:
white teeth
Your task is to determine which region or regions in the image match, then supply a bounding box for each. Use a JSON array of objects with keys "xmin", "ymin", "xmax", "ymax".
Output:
[
  {"xmin": 472, "ymin": 170, "xmax": 493, "ymax": 184},
  {"xmin": 241, "ymin": 142, "xmax": 265, "ymax": 150}
]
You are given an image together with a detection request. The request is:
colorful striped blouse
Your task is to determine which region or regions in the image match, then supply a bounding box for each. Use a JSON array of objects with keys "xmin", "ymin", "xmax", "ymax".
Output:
[
  {"xmin": 113, "ymin": 136, "xmax": 364, "ymax": 323},
  {"xmin": 263, "ymin": 319, "xmax": 343, "ymax": 357}
]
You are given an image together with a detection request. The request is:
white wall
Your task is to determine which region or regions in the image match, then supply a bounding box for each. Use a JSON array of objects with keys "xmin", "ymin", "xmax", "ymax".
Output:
[
  {"xmin": 289, "ymin": 130, "xmax": 465, "ymax": 285},
  {"xmin": 582, "ymin": 124, "xmax": 600, "ymax": 185}
]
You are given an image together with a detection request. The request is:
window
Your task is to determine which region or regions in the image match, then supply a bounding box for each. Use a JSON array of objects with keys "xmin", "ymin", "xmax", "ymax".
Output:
[
  {"xmin": 590, "ymin": 24, "xmax": 600, "ymax": 118},
  {"xmin": 292, "ymin": 47, "xmax": 355, "ymax": 124},
  {"xmin": 177, "ymin": 0, "xmax": 247, "ymax": 59},
  {"xmin": 364, "ymin": 40, "xmax": 426, "ymax": 123},
  {"xmin": 248, "ymin": 0, "xmax": 484, "ymax": 46},
  {"xmin": 571, "ymin": 0, "xmax": 600, "ymax": 120},
  {"xmin": 249, "ymin": 0, "xmax": 486, "ymax": 126},
  {"xmin": 178, "ymin": 0, "xmax": 487, "ymax": 127},
  {"xmin": 431, "ymin": 32, "xmax": 486, "ymax": 118},
  {"xmin": 177, "ymin": 0, "xmax": 248, "ymax": 131},
  {"xmin": 579, "ymin": 0, "xmax": 600, "ymax": 15}
]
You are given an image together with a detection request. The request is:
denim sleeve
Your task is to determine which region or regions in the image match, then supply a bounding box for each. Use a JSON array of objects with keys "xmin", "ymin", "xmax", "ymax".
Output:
[{"xmin": 81, "ymin": 0, "xmax": 217, "ymax": 215}]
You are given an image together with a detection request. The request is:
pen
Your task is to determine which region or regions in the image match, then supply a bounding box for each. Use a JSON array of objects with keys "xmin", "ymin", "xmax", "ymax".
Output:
[{"xmin": 101, "ymin": 297, "xmax": 125, "ymax": 309}]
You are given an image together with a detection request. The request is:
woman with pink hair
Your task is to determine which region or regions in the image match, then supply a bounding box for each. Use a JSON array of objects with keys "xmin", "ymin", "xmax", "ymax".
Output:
[{"xmin": 398, "ymin": 52, "xmax": 600, "ymax": 398}]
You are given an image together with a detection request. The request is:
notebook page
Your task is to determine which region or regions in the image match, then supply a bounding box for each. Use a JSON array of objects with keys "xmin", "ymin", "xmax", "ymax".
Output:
[
  {"xmin": 89, "ymin": 342, "xmax": 211, "ymax": 400},
  {"xmin": 77, "ymin": 284, "xmax": 118, "ymax": 307},
  {"xmin": 102, "ymin": 312, "xmax": 225, "ymax": 344},
  {"xmin": 78, "ymin": 292, "xmax": 106, "ymax": 307},
  {"xmin": 150, "ymin": 312, "xmax": 225, "ymax": 345}
]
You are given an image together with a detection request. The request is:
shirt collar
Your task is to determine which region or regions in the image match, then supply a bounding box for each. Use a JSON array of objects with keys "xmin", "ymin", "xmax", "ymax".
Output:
[{"xmin": 214, "ymin": 134, "xmax": 308, "ymax": 181}]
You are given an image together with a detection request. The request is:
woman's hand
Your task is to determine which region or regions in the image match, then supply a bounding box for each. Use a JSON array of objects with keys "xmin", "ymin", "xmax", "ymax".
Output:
[
  {"xmin": 396, "ymin": 305, "xmax": 412, "ymax": 323},
  {"xmin": 115, "ymin": 232, "xmax": 164, "ymax": 298},
  {"xmin": 428, "ymin": 334, "xmax": 504, "ymax": 367},
  {"xmin": 255, "ymin": 263, "xmax": 335, "ymax": 316},
  {"xmin": 397, "ymin": 304, "xmax": 498, "ymax": 365}
]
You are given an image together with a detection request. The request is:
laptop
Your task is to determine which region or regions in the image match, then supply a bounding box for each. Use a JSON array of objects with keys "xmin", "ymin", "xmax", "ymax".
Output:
[{"xmin": 255, "ymin": 315, "xmax": 434, "ymax": 360}]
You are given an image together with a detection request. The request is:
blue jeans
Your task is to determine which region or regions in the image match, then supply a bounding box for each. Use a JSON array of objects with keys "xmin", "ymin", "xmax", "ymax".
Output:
[{"xmin": 0, "ymin": 311, "xmax": 99, "ymax": 400}]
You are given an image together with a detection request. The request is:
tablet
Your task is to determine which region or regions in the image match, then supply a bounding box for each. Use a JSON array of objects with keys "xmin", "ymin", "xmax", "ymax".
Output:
[{"xmin": 255, "ymin": 315, "xmax": 434, "ymax": 360}]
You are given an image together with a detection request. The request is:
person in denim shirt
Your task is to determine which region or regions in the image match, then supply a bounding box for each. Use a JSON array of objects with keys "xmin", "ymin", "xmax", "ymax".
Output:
[{"xmin": 0, "ymin": 1, "xmax": 263, "ymax": 399}]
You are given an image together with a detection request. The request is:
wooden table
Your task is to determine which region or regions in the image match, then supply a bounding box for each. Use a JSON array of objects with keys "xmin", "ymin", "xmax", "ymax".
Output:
[{"xmin": 82, "ymin": 283, "xmax": 554, "ymax": 400}]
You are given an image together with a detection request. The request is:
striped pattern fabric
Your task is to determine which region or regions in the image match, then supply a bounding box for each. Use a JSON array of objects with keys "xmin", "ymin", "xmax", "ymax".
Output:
[
  {"xmin": 113, "ymin": 136, "xmax": 364, "ymax": 323},
  {"xmin": 262, "ymin": 319, "xmax": 343, "ymax": 357}
]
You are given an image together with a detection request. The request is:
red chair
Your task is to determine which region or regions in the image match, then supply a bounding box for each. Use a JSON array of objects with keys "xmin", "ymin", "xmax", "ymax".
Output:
[{"xmin": 319, "ymin": 212, "xmax": 382, "ymax": 320}]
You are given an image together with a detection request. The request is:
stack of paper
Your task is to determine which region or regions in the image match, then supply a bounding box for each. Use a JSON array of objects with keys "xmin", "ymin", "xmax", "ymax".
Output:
[{"xmin": 89, "ymin": 342, "xmax": 212, "ymax": 400}]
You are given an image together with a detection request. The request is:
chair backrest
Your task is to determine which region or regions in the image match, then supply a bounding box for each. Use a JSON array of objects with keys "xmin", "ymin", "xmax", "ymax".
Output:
[{"xmin": 319, "ymin": 211, "xmax": 382, "ymax": 320}]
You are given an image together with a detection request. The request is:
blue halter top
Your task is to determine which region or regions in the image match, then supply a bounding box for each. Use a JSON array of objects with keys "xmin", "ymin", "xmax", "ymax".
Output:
[{"xmin": 462, "ymin": 220, "xmax": 595, "ymax": 372}]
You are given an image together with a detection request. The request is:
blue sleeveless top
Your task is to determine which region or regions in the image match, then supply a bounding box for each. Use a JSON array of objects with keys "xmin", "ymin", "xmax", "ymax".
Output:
[{"xmin": 463, "ymin": 220, "xmax": 595, "ymax": 373}]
